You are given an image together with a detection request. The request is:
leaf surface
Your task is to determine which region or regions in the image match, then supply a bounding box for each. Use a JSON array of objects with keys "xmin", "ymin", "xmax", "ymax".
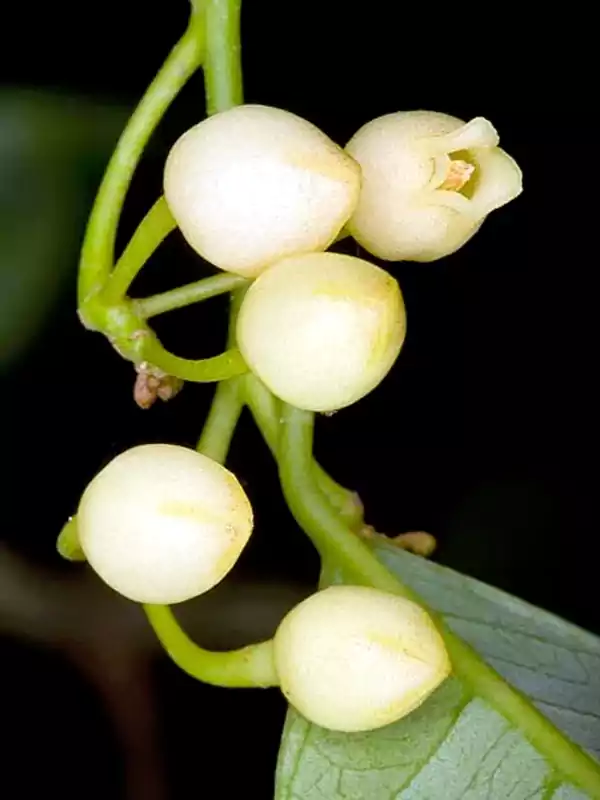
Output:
[{"xmin": 275, "ymin": 542, "xmax": 600, "ymax": 799}]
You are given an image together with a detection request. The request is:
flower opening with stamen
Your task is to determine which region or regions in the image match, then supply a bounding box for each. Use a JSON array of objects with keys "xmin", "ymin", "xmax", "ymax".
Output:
[{"xmin": 346, "ymin": 110, "xmax": 522, "ymax": 262}]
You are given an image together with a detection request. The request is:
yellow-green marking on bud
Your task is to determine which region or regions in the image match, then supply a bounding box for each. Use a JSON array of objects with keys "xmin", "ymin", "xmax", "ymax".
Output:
[
  {"xmin": 77, "ymin": 444, "xmax": 253, "ymax": 604},
  {"xmin": 274, "ymin": 585, "xmax": 451, "ymax": 732},
  {"xmin": 236, "ymin": 252, "xmax": 406, "ymax": 412}
]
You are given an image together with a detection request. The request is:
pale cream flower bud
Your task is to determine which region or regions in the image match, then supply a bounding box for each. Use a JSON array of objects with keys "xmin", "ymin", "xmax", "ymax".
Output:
[
  {"xmin": 274, "ymin": 585, "xmax": 451, "ymax": 732},
  {"xmin": 164, "ymin": 105, "xmax": 361, "ymax": 277},
  {"xmin": 236, "ymin": 252, "xmax": 406, "ymax": 412},
  {"xmin": 346, "ymin": 110, "xmax": 523, "ymax": 262},
  {"xmin": 77, "ymin": 444, "xmax": 253, "ymax": 604}
]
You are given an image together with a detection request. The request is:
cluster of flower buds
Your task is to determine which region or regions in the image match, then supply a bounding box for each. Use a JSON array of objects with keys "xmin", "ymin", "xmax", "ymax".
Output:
[
  {"xmin": 164, "ymin": 104, "xmax": 521, "ymax": 412},
  {"xmin": 75, "ymin": 103, "xmax": 520, "ymax": 731}
]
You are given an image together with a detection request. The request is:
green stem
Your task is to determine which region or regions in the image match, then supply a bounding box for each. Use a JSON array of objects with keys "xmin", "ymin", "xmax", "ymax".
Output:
[
  {"xmin": 78, "ymin": 17, "xmax": 204, "ymax": 304},
  {"xmin": 278, "ymin": 405, "xmax": 409, "ymax": 594},
  {"xmin": 78, "ymin": 289, "xmax": 246, "ymax": 382},
  {"xmin": 196, "ymin": 289, "xmax": 248, "ymax": 461},
  {"xmin": 278, "ymin": 404, "xmax": 600, "ymax": 799},
  {"xmin": 243, "ymin": 374, "xmax": 364, "ymax": 530},
  {"xmin": 144, "ymin": 604, "xmax": 278, "ymax": 688},
  {"xmin": 204, "ymin": 0, "xmax": 244, "ymax": 114},
  {"xmin": 56, "ymin": 517, "xmax": 85, "ymax": 562},
  {"xmin": 136, "ymin": 273, "xmax": 249, "ymax": 318},
  {"xmin": 142, "ymin": 283, "xmax": 249, "ymax": 382},
  {"xmin": 141, "ymin": 338, "xmax": 247, "ymax": 382},
  {"xmin": 103, "ymin": 197, "xmax": 176, "ymax": 303},
  {"xmin": 196, "ymin": 378, "xmax": 243, "ymax": 462}
]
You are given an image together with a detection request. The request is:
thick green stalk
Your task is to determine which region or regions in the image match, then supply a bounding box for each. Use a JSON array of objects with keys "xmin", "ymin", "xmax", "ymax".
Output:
[
  {"xmin": 278, "ymin": 405, "xmax": 413, "ymax": 595},
  {"xmin": 204, "ymin": 0, "xmax": 244, "ymax": 114},
  {"xmin": 78, "ymin": 17, "xmax": 204, "ymax": 304},
  {"xmin": 141, "ymin": 339, "xmax": 247, "ymax": 382},
  {"xmin": 243, "ymin": 374, "xmax": 364, "ymax": 530},
  {"xmin": 277, "ymin": 404, "xmax": 600, "ymax": 799},
  {"xmin": 144, "ymin": 605, "xmax": 277, "ymax": 688}
]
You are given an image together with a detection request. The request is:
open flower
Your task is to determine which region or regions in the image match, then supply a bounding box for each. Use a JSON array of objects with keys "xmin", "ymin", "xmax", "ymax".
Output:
[{"xmin": 345, "ymin": 111, "xmax": 522, "ymax": 262}]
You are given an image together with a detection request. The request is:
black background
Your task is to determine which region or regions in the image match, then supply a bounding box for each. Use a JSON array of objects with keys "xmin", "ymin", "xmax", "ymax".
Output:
[{"xmin": 1, "ymin": 3, "xmax": 594, "ymax": 798}]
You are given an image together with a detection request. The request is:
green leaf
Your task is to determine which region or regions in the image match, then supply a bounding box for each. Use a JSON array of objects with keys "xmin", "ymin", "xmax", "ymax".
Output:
[
  {"xmin": 0, "ymin": 89, "xmax": 128, "ymax": 371},
  {"xmin": 275, "ymin": 541, "xmax": 600, "ymax": 799}
]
